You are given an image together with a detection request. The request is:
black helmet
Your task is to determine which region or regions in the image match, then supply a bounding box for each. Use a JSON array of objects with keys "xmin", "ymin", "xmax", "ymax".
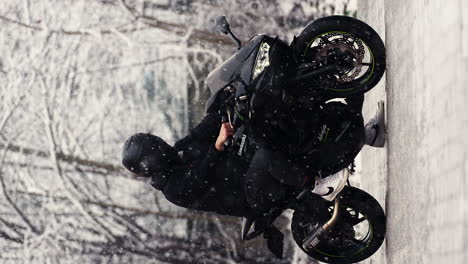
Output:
[{"xmin": 122, "ymin": 133, "xmax": 179, "ymax": 184}]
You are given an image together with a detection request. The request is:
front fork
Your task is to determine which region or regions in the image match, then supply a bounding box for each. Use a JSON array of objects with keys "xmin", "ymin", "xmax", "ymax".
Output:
[
  {"xmin": 288, "ymin": 47, "xmax": 355, "ymax": 97},
  {"xmin": 285, "ymin": 61, "xmax": 339, "ymax": 103},
  {"xmin": 292, "ymin": 63, "xmax": 338, "ymax": 83}
]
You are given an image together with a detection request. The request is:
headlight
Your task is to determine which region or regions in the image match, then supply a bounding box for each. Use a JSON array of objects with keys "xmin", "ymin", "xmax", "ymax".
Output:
[{"xmin": 252, "ymin": 42, "xmax": 271, "ymax": 80}]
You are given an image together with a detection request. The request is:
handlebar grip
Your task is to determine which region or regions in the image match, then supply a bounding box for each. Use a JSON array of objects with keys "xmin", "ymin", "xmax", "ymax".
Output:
[{"xmin": 221, "ymin": 114, "xmax": 229, "ymax": 123}]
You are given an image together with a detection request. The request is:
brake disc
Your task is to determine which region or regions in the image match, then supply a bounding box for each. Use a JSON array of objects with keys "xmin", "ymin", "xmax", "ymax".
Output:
[{"xmin": 315, "ymin": 32, "xmax": 365, "ymax": 83}]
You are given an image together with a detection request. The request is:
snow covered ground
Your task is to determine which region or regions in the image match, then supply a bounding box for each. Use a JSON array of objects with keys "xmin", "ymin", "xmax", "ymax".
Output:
[{"xmin": 357, "ymin": 0, "xmax": 468, "ymax": 263}]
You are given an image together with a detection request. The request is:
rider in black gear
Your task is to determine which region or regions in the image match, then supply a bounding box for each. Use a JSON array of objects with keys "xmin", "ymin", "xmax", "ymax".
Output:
[{"xmin": 122, "ymin": 93, "xmax": 383, "ymax": 217}]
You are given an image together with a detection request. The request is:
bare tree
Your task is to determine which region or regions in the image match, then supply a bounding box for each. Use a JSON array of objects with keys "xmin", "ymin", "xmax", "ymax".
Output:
[{"xmin": 0, "ymin": 0, "xmax": 355, "ymax": 263}]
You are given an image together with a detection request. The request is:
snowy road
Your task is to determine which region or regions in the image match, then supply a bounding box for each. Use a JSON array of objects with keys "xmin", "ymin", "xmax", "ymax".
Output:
[{"xmin": 357, "ymin": 0, "xmax": 468, "ymax": 263}]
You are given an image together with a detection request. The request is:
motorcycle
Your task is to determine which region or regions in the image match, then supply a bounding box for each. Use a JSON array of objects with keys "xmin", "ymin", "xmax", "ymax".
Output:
[{"xmin": 205, "ymin": 15, "xmax": 386, "ymax": 263}]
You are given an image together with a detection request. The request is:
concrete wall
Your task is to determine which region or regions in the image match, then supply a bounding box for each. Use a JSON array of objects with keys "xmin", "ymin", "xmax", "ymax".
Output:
[{"xmin": 358, "ymin": 0, "xmax": 468, "ymax": 263}]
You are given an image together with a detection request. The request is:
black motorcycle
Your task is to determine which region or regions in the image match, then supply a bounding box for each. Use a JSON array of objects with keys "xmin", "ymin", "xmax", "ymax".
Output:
[{"xmin": 205, "ymin": 15, "xmax": 386, "ymax": 263}]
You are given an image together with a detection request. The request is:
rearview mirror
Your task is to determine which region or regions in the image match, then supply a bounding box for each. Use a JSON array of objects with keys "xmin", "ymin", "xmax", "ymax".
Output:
[
  {"xmin": 215, "ymin": 16, "xmax": 230, "ymax": 35},
  {"xmin": 213, "ymin": 16, "xmax": 242, "ymax": 49}
]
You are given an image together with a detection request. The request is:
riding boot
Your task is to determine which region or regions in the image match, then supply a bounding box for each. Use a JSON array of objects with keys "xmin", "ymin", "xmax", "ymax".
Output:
[{"xmin": 365, "ymin": 101, "xmax": 385, "ymax": 148}]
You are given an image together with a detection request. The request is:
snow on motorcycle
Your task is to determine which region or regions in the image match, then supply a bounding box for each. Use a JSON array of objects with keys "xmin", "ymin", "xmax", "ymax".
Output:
[{"xmin": 205, "ymin": 15, "xmax": 386, "ymax": 263}]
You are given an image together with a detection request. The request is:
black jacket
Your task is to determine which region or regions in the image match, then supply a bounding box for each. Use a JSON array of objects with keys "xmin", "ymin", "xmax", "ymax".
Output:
[{"xmin": 151, "ymin": 113, "xmax": 250, "ymax": 217}]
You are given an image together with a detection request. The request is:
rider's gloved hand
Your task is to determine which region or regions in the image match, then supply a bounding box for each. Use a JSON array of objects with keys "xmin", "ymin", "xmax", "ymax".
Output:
[{"xmin": 215, "ymin": 123, "xmax": 234, "ymax": 151}]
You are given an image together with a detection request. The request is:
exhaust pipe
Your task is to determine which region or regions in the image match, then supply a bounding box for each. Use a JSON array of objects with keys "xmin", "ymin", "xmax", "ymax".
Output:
[{"xmin": 302, "ymin": 197, "xmax": 341, "ymax": 250}]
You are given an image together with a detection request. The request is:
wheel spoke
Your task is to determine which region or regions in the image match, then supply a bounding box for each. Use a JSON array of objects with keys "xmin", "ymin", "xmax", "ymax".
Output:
[{"xmin": 361, "ymin": 62, "xmax": 372, "ymax": 66}]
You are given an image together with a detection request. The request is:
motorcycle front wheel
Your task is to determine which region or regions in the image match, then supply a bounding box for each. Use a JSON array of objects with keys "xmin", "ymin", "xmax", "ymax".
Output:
[
  {"xmin": 293, "ymin": 15, "xmax": 386, "ymax": 98},
  {"xmin": 291, "ymin": 186, "xmax": 386, "ymax": 263}
]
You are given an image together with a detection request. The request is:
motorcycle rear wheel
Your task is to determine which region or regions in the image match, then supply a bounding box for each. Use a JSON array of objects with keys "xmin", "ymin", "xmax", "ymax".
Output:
[
  {"xmin": 291, "ymin": 186, "xmax": 386, "ymax": 263},
  {"xmin": 293, "ymin": 15, "xmax": 386, "ymax": 97}
]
